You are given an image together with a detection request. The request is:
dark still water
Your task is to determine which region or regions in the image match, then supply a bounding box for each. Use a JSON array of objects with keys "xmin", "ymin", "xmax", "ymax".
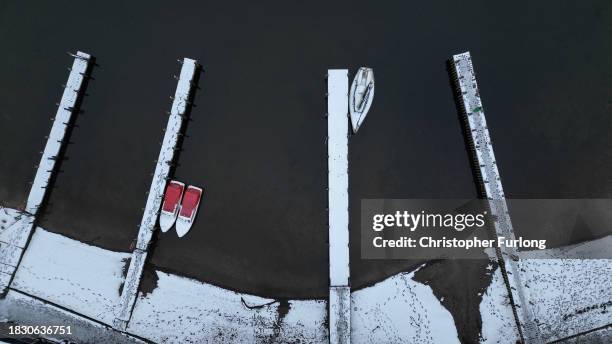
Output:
[{"xmin": 0, "ymin": 1, "xmax": 610, "ymax": 298}]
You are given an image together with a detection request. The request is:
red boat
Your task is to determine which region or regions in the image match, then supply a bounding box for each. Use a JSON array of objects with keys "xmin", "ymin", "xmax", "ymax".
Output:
[
  {"xmin": 159, "ymin": 180, "xmax": 185, "ymax": 232},
  {"xmin": 176, "ymin": 185, "xmax": 203, "ymax": 237}
]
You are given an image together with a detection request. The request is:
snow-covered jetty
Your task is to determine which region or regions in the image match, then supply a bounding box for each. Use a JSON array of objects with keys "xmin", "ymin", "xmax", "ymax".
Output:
[
  {"xmin": 327, "ymin": 69, "xmax": 351, "ymax": 344},
  {"xmin": 114, "ymin": 58, "xmax": 198, "ymax": 330},
  {"xmin": 450, "ymin": 51, "xmax": 543, "ymax": 343},
  {"xmin": 0, "ymin": 52, "xmax": 92, "ymax": 294}
]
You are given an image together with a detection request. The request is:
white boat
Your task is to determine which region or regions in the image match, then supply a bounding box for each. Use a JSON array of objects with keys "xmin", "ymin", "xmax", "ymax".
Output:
[
  {"xmin": 159, "ymin": 180, "xmax": 185, "ymax": 232},
  {"xmin": 176, "ymin": 185, "xmax": 203, "ymax": 237},
  {"xmin": 349, "ymin": 67, "xmax": 375, "ymax": 133}
]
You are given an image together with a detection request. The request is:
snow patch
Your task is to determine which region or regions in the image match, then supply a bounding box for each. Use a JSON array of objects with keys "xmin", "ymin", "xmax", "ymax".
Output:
[
  {"xmin": 351, "ymin": 268, "xmax": 460, "ymax": 344},
  {"xmin": 559, "ymin": 326, "xmax": 612, "ymax": 343},
  {"xmin": 25, "ymin": 52, "xmax": 90, "ymax": 215},
  {"xmin": 126, "ymin": 271, "xmax": 327, "ymax": 343},
  {"xmin": 479, "ymin": 266, "xmax": 520, "ymax": 343},
  {"xmin": 11, "ymin": 228, "xmax": 130, "ymax": 326},
  {"xmin": 520, "ymin": 258, "xmax": 612, "ymax": 342}
]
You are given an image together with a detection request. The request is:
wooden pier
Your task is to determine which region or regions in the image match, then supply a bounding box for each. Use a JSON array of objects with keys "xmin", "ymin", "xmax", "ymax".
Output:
[
  {"xmin": 327, "ymin": 69, "xmax": 351, "ymax": 344},
  {"xmin": 113, "ymin": 58, "xmax": 199, "ymax": 330},
  {"xmin": 0, "ymin": 52, "xmax": 92, "ymax": 294},
  {"xmin": 451, "ymin": 51, "xmax": 543, "ymax": 344}
]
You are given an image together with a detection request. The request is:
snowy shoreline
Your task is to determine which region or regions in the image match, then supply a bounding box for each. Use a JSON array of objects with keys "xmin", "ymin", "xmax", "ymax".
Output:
[{"xmin": 1, "ymin": 207, "xmax": 610, "ymax": 343}]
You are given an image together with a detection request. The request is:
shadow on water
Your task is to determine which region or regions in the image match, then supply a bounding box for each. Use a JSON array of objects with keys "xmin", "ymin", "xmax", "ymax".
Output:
[
  {"xmin": 446, "ymin": 59, "xmax": 488, "ymax": 200},
  {"xmin": 166, "ymin": 63, "xmax": 204, "ymax": 180}
]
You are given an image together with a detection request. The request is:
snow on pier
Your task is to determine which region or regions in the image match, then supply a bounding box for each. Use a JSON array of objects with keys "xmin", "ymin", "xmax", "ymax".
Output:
[
  {"xmin": 0, "ymin": 52, "xmax": 91, "ymax": 294},
  {"xmin": 26, "ymin": 52, "xmax": 91, "ymax": 215},
  {"xmin": 327, "ymin": 69, "xmax": 351, "ymax": 344},
  {"xmin": 114, "ymin": 58, "xmax": 198, "ymax": 330},
  {"xmin": 450, "ymin": 51, "xmax": 542, "ymax": 343}
]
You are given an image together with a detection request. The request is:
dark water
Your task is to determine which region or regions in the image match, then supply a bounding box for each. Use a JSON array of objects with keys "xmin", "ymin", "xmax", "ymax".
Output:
[{"xmin": 1, "ymin": 0, "xmax": 611, "ymax": 303}]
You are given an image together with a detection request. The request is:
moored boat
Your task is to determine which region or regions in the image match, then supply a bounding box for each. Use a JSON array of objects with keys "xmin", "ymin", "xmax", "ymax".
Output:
[
  {"xmin": 175, "ymin": 185, "xmax": 203, "ymax": 237},
  {"xmin": 349, "ymin": 67, "xmax": 375, "ymax": 133},
  {"xmin": 159, "ymin": 180, "xmax": 185, "ymax": 232}
]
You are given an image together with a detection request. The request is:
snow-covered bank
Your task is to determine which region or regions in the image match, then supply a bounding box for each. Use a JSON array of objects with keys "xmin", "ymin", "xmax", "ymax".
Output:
[
  {"xmin": 0, "ymin": 207, "xmax": 30, "ymax": 288},
  {"xmin": 479, "ymin": 265, "xmax": 521, "ymax": 343},
  {"xmin": 127, "ymin": 271, "xmax": 328, "ymax": 343},
  {"xmin": 478, "ymin": 247, "xmax": 612, "ymax": 343},
  {"xmin": 1, "ymin": 210, "xmax": 610, "ymax": 343},
  {"xmin": 0, "ymin": 207, "xmax": 22, "ymax": 235},
  {"xmin": 351, "ymin": 267, "xmax": 460, "ymax": 344},
  {"xmin": 520, "ymin": 259, "xmax": 612, "ymax": 342},
  {"xmin": 505, "ymin": 236, "xmax": 612, "ymax": 341},
  {"xmin": 327, "ymin": 69, "xmax": 351, "ymax": 344},
  {"xmin": 11, "ymin": 228, "xmax": 130, "ymax": 326},
  {"xmin": 0, "ymin": 207, "xmax": 33, "ymax": 250}
]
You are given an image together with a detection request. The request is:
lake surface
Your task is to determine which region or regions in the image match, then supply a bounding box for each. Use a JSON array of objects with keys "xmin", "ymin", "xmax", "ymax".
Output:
[{"xmin": 0, "ymin": 1, "xmax": 611, "ymax": 300}]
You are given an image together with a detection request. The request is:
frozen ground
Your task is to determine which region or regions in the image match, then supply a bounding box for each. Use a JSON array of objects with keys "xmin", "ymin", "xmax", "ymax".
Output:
[
  {"xmin": 128, "ymin": 265, "xmax": 463, "ymax": 344},
  {"xmin": 11, "ymin": 228, "xmax": 130, "ymax": 326},
  {"xmin": 479, "ymin": 264, "xmax": 521, "ymax": 343},
  {"xmin": 0, "ymin": 208, "xmax": 23, "ymax": 236},
  {"xmin": 519, "ymin": 246, "xmax": 612, "ymax": 341},
  {"xmin": 351, "ymin": 266, "xmax": 460, "ymax": 344},
  {"xmin": 0, "ymin": 206, "xmax": 34, "ymax": 293},
  {"xmin": 127, "ymin": 271, "xmax": 328, "ymax": 343},
  {"xmin": 1, "ymin": 210, "xmax": 459, "ymax": 343}
]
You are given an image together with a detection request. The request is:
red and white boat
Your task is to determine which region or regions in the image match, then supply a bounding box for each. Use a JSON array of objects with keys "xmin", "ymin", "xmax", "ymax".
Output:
[
  {"xmin": 176, "ymin": 185, "xmax": 203, "ymax": 237},
  {"xmin": 159, "ymin": 180, "xmax": 185, "ymax": 232}
]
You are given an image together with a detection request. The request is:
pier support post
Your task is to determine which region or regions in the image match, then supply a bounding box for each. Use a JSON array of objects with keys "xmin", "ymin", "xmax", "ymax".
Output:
[
  {"xmin": 327, "ymin": 69, "xmax": 351, "ymax": 344},
  {"xmin": 113, "ymin": 58, "xmax": 198, "ymax": 331},
  {"xmin": 450, "ymin": 51, "xmax": 543, "ymax": 344},
  {"xmin": 0, "ymin": 52, "xmax": 92, "ymax": 294}
]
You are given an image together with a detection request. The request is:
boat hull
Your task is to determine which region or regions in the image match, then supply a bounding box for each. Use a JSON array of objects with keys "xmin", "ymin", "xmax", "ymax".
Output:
[
  {"xmin": 349, "ymin": 67, "xmax": 375, "ymax": 133},
  {"xmin": 159, "ymin": 180, "xmax": 185, "ymax": 232},
  {"xmin": 160, "ymin": 210, "xmax": 179, "ymax": 232},
  {"xmin": 176, "ymin": 186, "xmax": 203, "ymax": 237}
]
